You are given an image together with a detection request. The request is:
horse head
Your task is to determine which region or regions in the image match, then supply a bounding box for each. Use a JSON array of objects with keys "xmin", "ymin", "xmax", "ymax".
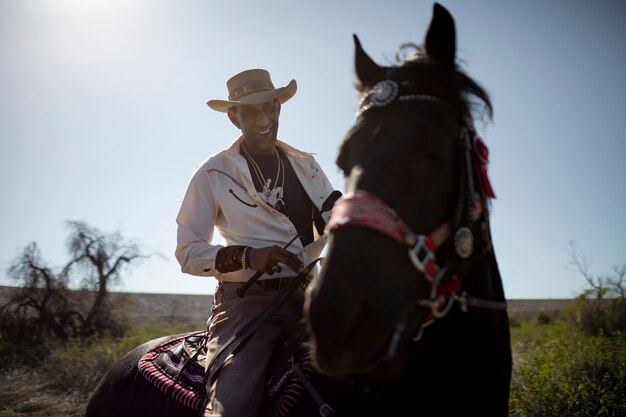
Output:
[{"xmin": 305, "ymin": 3, "xmax": 506, "ymax": 380}]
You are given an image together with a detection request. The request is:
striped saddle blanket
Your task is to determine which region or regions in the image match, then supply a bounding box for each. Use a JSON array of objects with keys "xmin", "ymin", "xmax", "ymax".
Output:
[{"xmin": 137, "ymin": 331, "xmax": 314, "ymax": 416}]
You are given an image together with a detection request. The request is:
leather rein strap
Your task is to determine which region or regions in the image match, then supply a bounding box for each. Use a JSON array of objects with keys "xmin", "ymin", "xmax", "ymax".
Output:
[{"xmin": 203, "ymin": 259, "xmax": 321, "ymax": 393}]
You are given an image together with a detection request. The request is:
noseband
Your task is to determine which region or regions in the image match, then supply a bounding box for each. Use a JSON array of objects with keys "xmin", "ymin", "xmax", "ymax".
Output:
[{"xmin": 325, "ymin": 79, "xmax": 507, "ymax": 367}]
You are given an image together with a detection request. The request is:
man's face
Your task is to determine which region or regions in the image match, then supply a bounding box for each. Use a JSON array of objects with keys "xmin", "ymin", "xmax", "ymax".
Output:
[{"xmin": 228, "ymin": 100, "xmax": 281, "ymax": 154}]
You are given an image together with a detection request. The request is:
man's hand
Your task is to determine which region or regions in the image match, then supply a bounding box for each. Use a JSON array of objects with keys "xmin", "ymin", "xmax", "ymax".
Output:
[{"xmin": 247, "ymin": 246, "xmax": 303, "ymax": 275}]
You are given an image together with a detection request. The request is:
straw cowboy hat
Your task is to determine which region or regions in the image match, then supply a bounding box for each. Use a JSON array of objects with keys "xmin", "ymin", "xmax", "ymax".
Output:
[{"xmin": 207, "ymin": 69, "xmax": 297, "ymax": 112}]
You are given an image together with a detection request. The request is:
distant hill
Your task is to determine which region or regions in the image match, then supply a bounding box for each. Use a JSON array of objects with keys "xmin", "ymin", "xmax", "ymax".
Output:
[
  {"xmin": 0, "ymin": 285, "xmax": 573, "ymax": 326},
  {"xmin": 0, "ymin": 285, "xmax": 212, "ymax": 328},
  {"xmin": 506, "ymin": 298, "xmax": 575, "ymax": 321}
]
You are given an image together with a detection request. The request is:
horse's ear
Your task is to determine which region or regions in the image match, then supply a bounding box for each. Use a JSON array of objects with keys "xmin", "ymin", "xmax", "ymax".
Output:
[
  {"xmin": 354, "ymin": 34, "xmax": 385, "ymax": 88},
  {"xmin": 424, "ymin": 3, "xmax": 456, "ymax": 67}
]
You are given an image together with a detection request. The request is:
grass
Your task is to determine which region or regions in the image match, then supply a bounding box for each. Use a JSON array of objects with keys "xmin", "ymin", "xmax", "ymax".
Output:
[
  {"xmin": 0, "ymin": 321, "xmax": 199, "ymax": 417},
  {"xmin": 509, "ymin": 319, "xmax": 626, "ymax": 416},
  {"xmin": 2, "ymin": 310, "xmax": 625, "ymax": 416},
  {"xmin": 0, "ymin": 367, "xmax": 86, "ymax": 417}
]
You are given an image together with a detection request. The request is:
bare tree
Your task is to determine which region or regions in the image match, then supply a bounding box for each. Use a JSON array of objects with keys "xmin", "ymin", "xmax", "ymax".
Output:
[
  {"xmin": 605, "ymin": 264, "xmax": 626, "ymax": 300},
  {"xmin": 64, "ymin": 220, "xmax": 150, "ymax": 337},
  {"xmin": 567, "ymin": 241, "xmax": 625, "ymax": 300},
  {"xmin": 568, "ymin": 241, "xmax": 604, "ymax": 299},
  {"xmin": 1, "ymin": 243, "xmax": 79, "ymax": 341},
  {"xmin": 566, "ymin": 241, "xmax": 626, "ymax": 335},
  {"xmin": 1, "ymin": 221, "xmax": 151, "ymax": 342}
]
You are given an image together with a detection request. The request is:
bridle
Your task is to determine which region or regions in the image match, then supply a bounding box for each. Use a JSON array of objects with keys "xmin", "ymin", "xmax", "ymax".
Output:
[
  {"xmin": 325, "ymin": 79, "xmax": 507, "ymax": 369},
  {"xmin": 326, "ymin": 188, "xmax": 505, "ymax": 317}
]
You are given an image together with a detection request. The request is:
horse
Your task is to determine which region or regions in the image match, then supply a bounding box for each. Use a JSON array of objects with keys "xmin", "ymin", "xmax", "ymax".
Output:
[{"xmin": 304, "ymin": 3, "xmax": 512, "ymax": 416}]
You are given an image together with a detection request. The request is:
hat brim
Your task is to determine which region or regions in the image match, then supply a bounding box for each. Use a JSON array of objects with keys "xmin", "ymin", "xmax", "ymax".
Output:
[{"xmin": 207, "ymin": 79, "xmax": 297, "ymax": 112}]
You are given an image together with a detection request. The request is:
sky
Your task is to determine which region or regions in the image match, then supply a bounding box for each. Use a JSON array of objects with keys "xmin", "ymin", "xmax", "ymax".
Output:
[{"xmin": 1, "ymin": 0, "xmax": 625, "ymax": 300}]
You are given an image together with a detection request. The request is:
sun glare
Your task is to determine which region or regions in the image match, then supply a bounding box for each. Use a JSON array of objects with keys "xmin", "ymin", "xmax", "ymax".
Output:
[
  {"xmin": 43, "ymin": 0, "xmax": 129, "ymax": 17},
  {"xmin": 29, "ymin": 0, "xmax": 150, "ymax": 78}
]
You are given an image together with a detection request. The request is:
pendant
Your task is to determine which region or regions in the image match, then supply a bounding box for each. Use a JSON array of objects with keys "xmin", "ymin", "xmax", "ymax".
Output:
[
  {"xmin": 262, "ymin": 185, "xmax": 284, "ymax": 209},
  {"xmin": 454, "ymin": 227, "xmax": 474, "ymax": 259},
  {"xmin": 266, "ymin": 186, "xmax": 284, "ymax": 208}
]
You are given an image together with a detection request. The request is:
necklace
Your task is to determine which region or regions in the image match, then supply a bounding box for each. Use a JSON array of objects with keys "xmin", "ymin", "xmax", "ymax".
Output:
[{"xmin": 241, "ymin": 143, "xmax": 285, "ymax": 209}]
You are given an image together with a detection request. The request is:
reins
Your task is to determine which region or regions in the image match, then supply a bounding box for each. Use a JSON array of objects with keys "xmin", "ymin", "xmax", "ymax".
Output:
[
  {"xmin": 200, "ymin": 259, "xmax": 321, "ymax": 412},
  {"xmin": 195, "ymin": 190, "xmax": 340, "ymax": 416}
]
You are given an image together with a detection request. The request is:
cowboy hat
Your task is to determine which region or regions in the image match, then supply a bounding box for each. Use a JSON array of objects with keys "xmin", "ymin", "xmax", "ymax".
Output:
[{"xmin": 207, "ymin": 69, "xmax": 297, "ymax": 112}]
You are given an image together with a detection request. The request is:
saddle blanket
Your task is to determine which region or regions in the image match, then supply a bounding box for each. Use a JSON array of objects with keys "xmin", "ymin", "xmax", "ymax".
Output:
[
  {"xmin": 137, "ymin": 331, "xmax": 208, "ymax": 411},
  {"xmin": 137, "ymin": 331, "xmax": 314, "ymax": 416}
]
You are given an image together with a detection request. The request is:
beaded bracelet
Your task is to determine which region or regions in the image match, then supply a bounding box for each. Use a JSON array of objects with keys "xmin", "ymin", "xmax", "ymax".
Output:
[{"xmin": 241, "ymin": 246, "xmax": 250, "ymax": 270}]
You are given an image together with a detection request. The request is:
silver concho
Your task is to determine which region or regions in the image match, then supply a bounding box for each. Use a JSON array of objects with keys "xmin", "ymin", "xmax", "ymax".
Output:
[
  {"xmin": 357, "ymin": 80, "xmax": 399, "ymax": 116},
  {"xmin": 454, "ymin": 226, "xmax": 474, "ymax": 258},
  {"xmin": 369, "ymin": 80, "xmax": 398, "ymax": 106}
]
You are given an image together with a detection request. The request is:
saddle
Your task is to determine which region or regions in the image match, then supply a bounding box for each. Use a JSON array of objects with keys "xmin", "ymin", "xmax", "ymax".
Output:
[{"xmin": 137, "ymin": 330, "xmax": 315, "ymax": 416}]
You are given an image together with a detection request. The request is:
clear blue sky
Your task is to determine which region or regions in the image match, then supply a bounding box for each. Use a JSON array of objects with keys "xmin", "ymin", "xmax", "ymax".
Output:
[{"xmin": 1, "ymin": 0, "xmax": 625, "ymax": 299}]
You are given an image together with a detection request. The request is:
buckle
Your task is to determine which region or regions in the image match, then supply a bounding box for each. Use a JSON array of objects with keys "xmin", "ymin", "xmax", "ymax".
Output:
[{"xmin": 408, "ymin": 235, "xmax": 435, "ymax": 273}]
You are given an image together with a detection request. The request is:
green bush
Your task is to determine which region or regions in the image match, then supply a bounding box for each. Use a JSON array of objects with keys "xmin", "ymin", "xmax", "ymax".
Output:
[
  {"xmin": 40, "ymin": 338, "xmax": 127, "ymax": 395},
  {"xmin": 563, "ymin": 298, "xmax": 626, "ymax": 336},
  {"xmin": 510, "ymin": 320, "xmax": 626, "ymax": 416},
  {"xmin": 535, "ymin": 310, "xmax": 552, "ymax": 325}
]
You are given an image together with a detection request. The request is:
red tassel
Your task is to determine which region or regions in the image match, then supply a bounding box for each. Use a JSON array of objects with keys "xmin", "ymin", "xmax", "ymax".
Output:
[{"xmin": 474, "ymin": 137, "xmax": 496, "ymax": 199}]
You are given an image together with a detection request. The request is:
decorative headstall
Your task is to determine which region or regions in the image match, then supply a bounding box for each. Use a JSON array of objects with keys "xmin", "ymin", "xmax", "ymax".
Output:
[{"xmin": 329, "ymin": 79, "xmax": 506, "ymax": 323}]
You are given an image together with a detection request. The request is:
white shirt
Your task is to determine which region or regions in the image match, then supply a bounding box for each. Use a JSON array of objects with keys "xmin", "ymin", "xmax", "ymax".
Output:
[{"xmin": 176, "ymin": 136, "xmax": 335, "ymax": 282}]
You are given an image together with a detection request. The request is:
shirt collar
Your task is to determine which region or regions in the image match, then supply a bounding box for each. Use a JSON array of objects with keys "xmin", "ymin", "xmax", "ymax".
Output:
[{"xmin": 224, "ymin": 136, "xmax": 314, "ymax": 162}]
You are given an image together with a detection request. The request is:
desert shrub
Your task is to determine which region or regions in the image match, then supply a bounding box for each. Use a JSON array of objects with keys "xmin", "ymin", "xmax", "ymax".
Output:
[
  {"xmin": 559, "ymin": 299, "xmax": 580, "ymax": 321},
  {"xmin": 535, "ymin": 310, "xmax": 552, "ymax": 325},
  {"xmin": 0, "ymin": 335, "xmax": 51, "ymax": 369},
  {"xmin": 563, "ymin": 298, "xmax": 626, "ymax": 336},
  {"xmin": 40, "ymin": 338, "xmax": 125, "ymax": 395},
  {"xmin": 510, "ymin": 320, "xmax": 626, "ymax": 416},
  {"xmin": 578, "ymin": 299, "xmax": 609, "ymax": 336},
  {"xmin": 0, "ymin": 313, "xmax": 128, "ymax": 370},
  {"xmin": 508, "ymin": 316, "xmax": 522, "ymax": 328},
  {"xmin": 610, "ymin": 299, "xmax": 626, "ymax": 330},
  {"xmin": 38, "ymin": 321, "xmax": 199, "ymax": 395},
  {"xmin": 0, "ymin": 322, "xmax": 197, "ymax": 416}
]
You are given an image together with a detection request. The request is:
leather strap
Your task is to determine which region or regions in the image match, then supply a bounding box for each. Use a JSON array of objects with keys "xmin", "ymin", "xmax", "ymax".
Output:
[
  {"xmin": 204, "ymin": 259, "xmax": 321, "ymax": 389},
  {"xmin": 291, "ymin": 363, "xmax": 336, "ymax": 417}
]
